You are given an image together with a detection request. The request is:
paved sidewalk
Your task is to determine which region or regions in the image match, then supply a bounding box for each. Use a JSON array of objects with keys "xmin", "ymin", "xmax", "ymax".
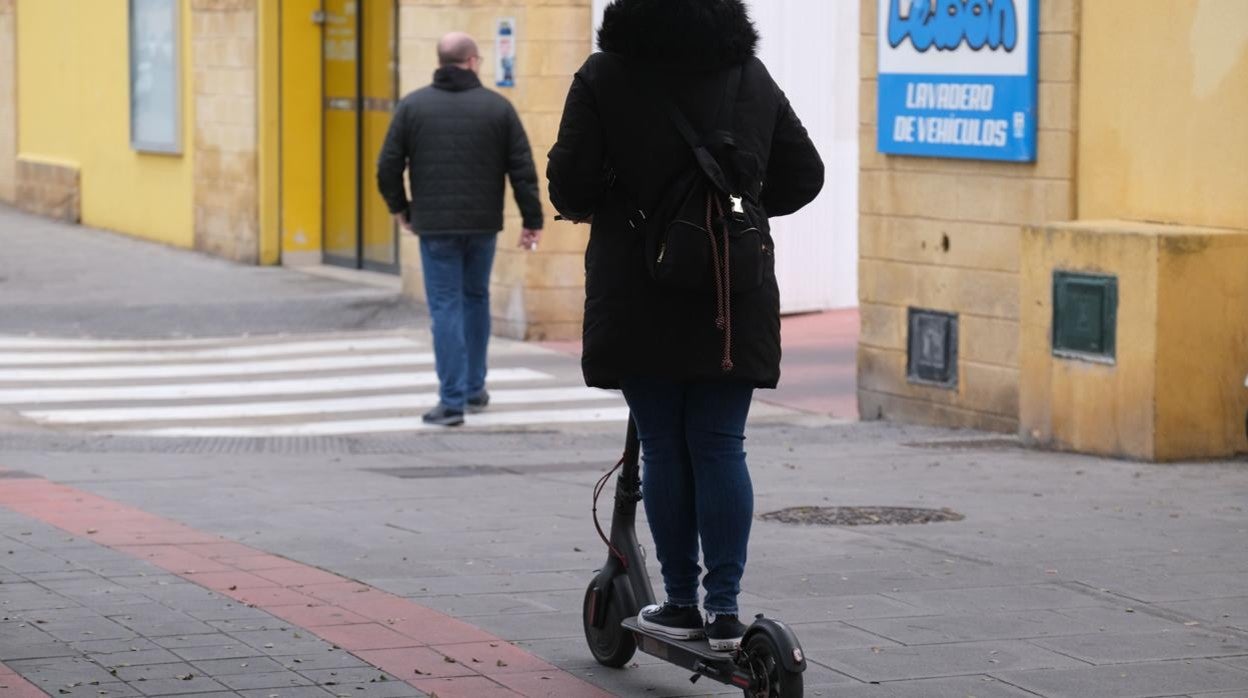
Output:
[{"xmin": 1, "ymin": 205, "xmax": 1247, "ymax": 698}]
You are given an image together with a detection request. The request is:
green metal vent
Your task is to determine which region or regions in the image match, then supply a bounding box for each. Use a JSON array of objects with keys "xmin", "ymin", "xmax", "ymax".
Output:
[{"xmin": 1052, "ymin": 271, "xmax": 1118, "ymax": 362}]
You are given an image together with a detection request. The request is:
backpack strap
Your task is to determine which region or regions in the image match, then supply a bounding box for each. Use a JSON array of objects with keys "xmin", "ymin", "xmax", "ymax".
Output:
[{"xmin": 663, "ymin": 65, "xmax": 744, "ymax": 196}]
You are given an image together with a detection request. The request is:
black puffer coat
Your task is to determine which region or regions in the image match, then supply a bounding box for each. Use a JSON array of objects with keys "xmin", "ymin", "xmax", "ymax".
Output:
[
  {"xmin": 378, "ymin": 67, "xmax": 543, "ymax": 236},
  {"xmin": 546, "ymin": 0, "xmax": 824, "ymax": 389}
]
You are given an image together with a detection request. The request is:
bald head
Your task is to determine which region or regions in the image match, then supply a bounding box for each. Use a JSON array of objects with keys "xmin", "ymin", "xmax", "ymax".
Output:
[{"xmin": 437, "ymin": 32, "xmax": 479, "ymax": 67}]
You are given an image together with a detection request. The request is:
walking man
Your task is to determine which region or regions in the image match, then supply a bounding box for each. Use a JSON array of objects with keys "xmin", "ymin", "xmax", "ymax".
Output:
[{"xmin": 378, "ymin": 32, "xmax": 544, "ymax": 427}]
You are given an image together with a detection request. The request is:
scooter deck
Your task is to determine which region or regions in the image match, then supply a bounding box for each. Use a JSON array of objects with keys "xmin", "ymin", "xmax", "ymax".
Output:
[{"xmin": 621, "ymin": 618, "xmax": 735, "ymax": 665}]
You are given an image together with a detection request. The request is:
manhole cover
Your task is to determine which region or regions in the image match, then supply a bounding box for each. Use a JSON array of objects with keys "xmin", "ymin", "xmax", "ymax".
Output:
[{"xmin": 760, "ymin": 506, "xmax": 964, "ymax": 526}]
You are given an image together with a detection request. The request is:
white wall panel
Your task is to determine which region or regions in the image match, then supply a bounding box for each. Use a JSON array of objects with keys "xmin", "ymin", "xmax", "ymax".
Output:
[
  {"xmin": 588, "ymin": 0, "xmax": 859, "ymax": 311},
  {"xmin": 746, "ymin": 0, "xmax": 859, "ymax": 312}
]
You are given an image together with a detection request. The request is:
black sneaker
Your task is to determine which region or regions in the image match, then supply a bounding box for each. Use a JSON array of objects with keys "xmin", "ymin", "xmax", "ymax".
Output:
[
  {"xmin": 638, "ymin": 603, "xmax": 705, "ymax": 641},
  {"xmin": 422, "ymin": 404, "xmax": 464, "ymax": 427},
  {"xmin": 467, "ymin": 390, "xmax": 490, "ymax": 414},
  {"xmin": 705, "ymin": 613, "xmax": 746, "ymax": 651}
]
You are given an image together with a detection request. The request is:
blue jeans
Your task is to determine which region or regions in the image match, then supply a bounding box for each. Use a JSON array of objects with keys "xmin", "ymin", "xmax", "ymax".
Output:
[
  {"xmin": 419, "ymin": 233, "xmax": 497, "ymax": 410},
  {"xmin": 620, "ymin": 377, "xmax": 755, "ymax": 615}
]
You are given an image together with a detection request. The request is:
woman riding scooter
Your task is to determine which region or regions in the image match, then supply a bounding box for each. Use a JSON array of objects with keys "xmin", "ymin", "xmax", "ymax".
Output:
[{"xmin": 547, "ymin": 0, "xmax": 824, "ymax": 651}]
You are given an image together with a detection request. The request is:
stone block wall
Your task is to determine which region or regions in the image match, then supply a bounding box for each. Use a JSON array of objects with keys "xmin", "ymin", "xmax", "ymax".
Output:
[
  {"xmin": 0, "ymin": 0, "xmax": 16, "ymax": 204},
  {"xmin": 15, "ymin": 158, "xmax": 81, "ymax": 222},
  {"xmin": 191, "ymin": 0, "xmax": 260, "ymax": 264},
  {"xmin": 856, "ymin": 0, "xmax": 1081, "ymax": 432},
  {"xmin": 397, "ymin": 0, "xmax": 592, "ymax": 340}
]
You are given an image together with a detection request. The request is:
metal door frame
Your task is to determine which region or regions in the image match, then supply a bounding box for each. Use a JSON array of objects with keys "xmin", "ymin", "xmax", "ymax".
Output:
[{"xmin": 322, "ymin": 0, "xmax": 400, "ymax": 274}]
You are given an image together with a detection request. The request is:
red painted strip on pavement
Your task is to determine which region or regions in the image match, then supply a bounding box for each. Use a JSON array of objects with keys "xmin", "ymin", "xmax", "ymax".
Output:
[
  {"xmin": 0, "ymin": 661, "xmax": 49, "ymax": 698},
  {"xmin": 0, "ymin": 477, "xmax": 612, "ymax": 698}
]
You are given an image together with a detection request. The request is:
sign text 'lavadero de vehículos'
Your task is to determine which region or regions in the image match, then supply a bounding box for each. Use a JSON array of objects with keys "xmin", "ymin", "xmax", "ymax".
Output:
[{"xmin": 877, "ymin": 0, "xmax": 1038, "ymax": 162}]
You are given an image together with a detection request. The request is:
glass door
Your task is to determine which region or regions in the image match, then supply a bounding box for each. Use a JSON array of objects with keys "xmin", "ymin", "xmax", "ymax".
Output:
[{"xmin": 322, "ymin": 0, "xmax": 398, "ymax": 272}]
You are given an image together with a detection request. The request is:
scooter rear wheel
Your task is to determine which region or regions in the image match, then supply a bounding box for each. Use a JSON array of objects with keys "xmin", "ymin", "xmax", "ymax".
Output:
[
  {"xmin": 582, "ymin": 580, "xmax": 636, "ymax": 667},
  {"xmin": 742, "ymin": 633, "xmax": 803, "ymax": 698}
]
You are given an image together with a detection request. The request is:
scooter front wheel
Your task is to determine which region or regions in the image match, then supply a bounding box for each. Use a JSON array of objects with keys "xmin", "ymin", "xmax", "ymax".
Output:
[
  {"xmin": 582, "ymin": 579, "xmax": 636, "ymax": 667},
  {"xmin": 742, "ymin": 633, "xmax": 803, "ymax": 698}
]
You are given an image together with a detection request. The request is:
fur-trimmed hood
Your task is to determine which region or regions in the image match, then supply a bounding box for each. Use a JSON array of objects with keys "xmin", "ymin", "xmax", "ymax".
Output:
[{"xmin": 597, "ymin": 0, "xmax": 759, "ymax": 70}]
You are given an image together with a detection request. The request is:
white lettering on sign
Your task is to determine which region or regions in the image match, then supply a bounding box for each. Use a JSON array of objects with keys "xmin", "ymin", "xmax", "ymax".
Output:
[
  {"xmin": 908, "ymin": 116, "xmax": 1009, "ymax": 146},
  {"xmin": 904, "ymin": 82, "xmax": 995, "ymax": 111}
]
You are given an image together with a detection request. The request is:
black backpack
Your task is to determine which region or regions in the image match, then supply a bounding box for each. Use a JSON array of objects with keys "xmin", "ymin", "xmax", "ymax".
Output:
[{"xmin": 624, "ymin": 65, "xmax": 771, "ymax": 372}]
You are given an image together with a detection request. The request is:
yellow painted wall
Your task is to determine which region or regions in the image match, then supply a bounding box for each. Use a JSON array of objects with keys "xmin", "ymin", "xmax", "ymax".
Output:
[
  {"xmin": 857, "ymin": 0, "xmax": 1081, "ymax": 432},
  {"xmin": 1021, "ymin": 221, "xmax": 1248, "ymax": 461},
  {"xmin": 16, "ymin": 0, "xmax": 195, "ymax": 247},
  {"xmin": 1079, "ymin": 0, "xmax": 1248, "ymax": 230}
]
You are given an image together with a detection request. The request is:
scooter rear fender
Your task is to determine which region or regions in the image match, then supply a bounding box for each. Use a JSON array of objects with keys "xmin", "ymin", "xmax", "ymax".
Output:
[{"xmin": 743, "ymin": 617, "xmax": 807, "ymax": 673}]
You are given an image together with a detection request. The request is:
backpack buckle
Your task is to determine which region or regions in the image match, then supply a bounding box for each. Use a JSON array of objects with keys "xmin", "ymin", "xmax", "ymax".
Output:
[{"xmin": 729, "ymin": 195, "xmax": 745, "ymax": 217}]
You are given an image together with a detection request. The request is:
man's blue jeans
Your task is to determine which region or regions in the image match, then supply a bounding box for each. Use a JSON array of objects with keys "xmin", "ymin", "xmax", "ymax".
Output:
[
  {"xmin": 620, "ymin": 377, "xmax": 755, "ymax": 615},
  {"xmin": 419, "ymin": 233, "xmax": 497, "ymax": 411}
]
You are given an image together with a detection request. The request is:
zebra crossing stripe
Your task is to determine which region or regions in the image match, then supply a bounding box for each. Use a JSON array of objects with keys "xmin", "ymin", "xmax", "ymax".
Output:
[
  {"xmin": 0, "ymin": 367, "xmax": 551, "ymax": 405},
  {"xmin": 108, "ymin": 406, "xmax": 634, "ymax": 438},
  {"xmin": 24, "ymin": 387, "xmax": 618, "ymax": 425},
  {"xmin": 0, "ymin": 352, "xmax": 439, "ymax": 382},
  {"xmin": 0, "ymin": 337, "xmax": 425, "ymax": 365}
]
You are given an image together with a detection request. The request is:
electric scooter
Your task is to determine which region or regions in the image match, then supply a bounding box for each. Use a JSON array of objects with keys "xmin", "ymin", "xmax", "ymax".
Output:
[{"xmin": 582, "ymin": 417, "xmax": 807, "ymax": 697}]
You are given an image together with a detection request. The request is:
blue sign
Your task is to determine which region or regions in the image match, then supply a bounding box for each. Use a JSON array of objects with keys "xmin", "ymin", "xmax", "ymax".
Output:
[{"xmin": 877, "ymin": 0, "xmax": 1038, "ymax": 162}]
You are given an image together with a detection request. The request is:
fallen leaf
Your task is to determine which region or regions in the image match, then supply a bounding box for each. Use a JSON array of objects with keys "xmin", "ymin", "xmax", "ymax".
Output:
[{"xmin": 496, "ymin": 660, "xmax": 508, "ymax": 667}]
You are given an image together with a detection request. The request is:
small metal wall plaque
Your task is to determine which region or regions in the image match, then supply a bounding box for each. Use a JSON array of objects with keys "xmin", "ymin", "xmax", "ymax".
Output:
[
  {"xmin": 907, "ymin": 308, "xmax": 959, "ymax": 388},
  {"xmin": 1052, "ymin": 271, "xmax": 1118, "ymax": 363}
]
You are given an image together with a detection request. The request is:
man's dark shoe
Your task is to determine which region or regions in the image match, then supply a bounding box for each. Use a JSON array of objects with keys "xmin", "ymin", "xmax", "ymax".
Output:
[
  {"xmin": 638, "ymin": 603, "xmax": 704, "ymax": 641},
  {"xmin": 705, "ymin": 613, "xmax": 747, "ymax": 651},
  {"xmin": 466, "ymin": 390, "xmax": 490, "ymax": 414},
  {"xmin": 422, "ymin": 404, "xmax": 464, "ymax": 427}
]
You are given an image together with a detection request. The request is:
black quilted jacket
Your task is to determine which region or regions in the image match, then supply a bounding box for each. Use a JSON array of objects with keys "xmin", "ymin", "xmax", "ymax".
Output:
[
  {"xmin": 377, "ymin": 67, "xmax": 543, "ymax": 236},
  {"xmin": 546, "ymin": 0, "xmax": 824, "ymax": 389}
]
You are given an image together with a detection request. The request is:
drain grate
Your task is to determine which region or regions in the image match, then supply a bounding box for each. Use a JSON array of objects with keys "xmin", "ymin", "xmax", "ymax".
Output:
[
  {"xmin": 760, "ymin": 506, "xmax": 964, "ymax": 526},
  {"xmin": 364, "ymin": 462, "xmax": 608, "ymax": 479}
]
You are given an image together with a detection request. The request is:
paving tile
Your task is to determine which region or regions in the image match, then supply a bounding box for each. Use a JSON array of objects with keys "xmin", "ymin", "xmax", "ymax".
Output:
[
  {"xmin": 849, "ymin": 609, "xmax": 1135, "ymax": 645},
  {"xmin": 150, "ymin": 633, "xmax": 240, "ymax": 649},
  {"xmin": 882, "ymin": 584, "xmax": 1112, "ymax": 615},
  {"xmin": 191, "ymin": 655, "xmax": 287, "ymax": 676},
  {"xmin": 266, "ymin": 605, "xmax": 369, "ymax": 628},
  {"xmin": 87, "ymin": 646, "xmax": 185, "ymax": 668},
  {"xmin": 351, "ymin": 647, "xmax": 476, "ymax": 681},
  {"xmin": 274, "ymin": 651, "xmax": 373, "ymax": 672},
  {"xmin": 313, "ymin": 624, "xmax": 422, "ymax": 652},
  {"xmin": 218, "ymin": 670, "xmax": 315, "ymax": 690},
  {"xmin": 0, "ymin": 677, "xmax": 60, "ymax": 698},
  {"xmin": 1035, "ymin": 630, "xmax": 1248, "ymax": 664},
  {"xmin": 409, "ymin": 675, "xmax": 519, "ymax": 697},
  {"xmin": 237, "ymin": 687, "xmax": 337, "ymax": 697},
  {"xmin": 432, "ymin": 641, "xmax": 558, "ymax": 675},
  {"xmin": 170, "ymin": 642, "xmax": 258, "ymax": 662},
  {"xmin": 995, "ymin": 658, "xmax": 1248, "ymax": 698},
  {"xmin": 317, "ymin": 681, "xmax": 426, "ymax": 697},
  {"xmin": 799, "ymin": 674, "xmax": 1045, "ymax": 697},
  {"xmin": 380, "ymin": 616, "xmax": 497, "ymax": 646},
  {"xmin": 491, "ymin": 669, "xmax": 616, "ymax": 698},
  {"xmin": 228, "ymin": 630, "xmax": 334, "ymax": 657},
  {"xmin": 183, "ymin": 570, "xmax": 281, "ymax": 592},
  {"xmin": 252, "ymin": 567, "xmax": 347, "ymax": 588},
  {"xmin": 818, "ymin": 639, "xmax": 1085, "ymax": 682},
  {"xmin": 131, "ymin": 674, "xmax": 230, "ymax": 696},
  {"xmin": 112, "ymin": 660, "xmax": 199, "ymax": 682},
  {"xmin": 0, "ymin": 642, "xmax": 81, "ymax": 661},
  {"xmin": 225, "ymin": 587, "xmax": 323, "ymax": 608}
]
